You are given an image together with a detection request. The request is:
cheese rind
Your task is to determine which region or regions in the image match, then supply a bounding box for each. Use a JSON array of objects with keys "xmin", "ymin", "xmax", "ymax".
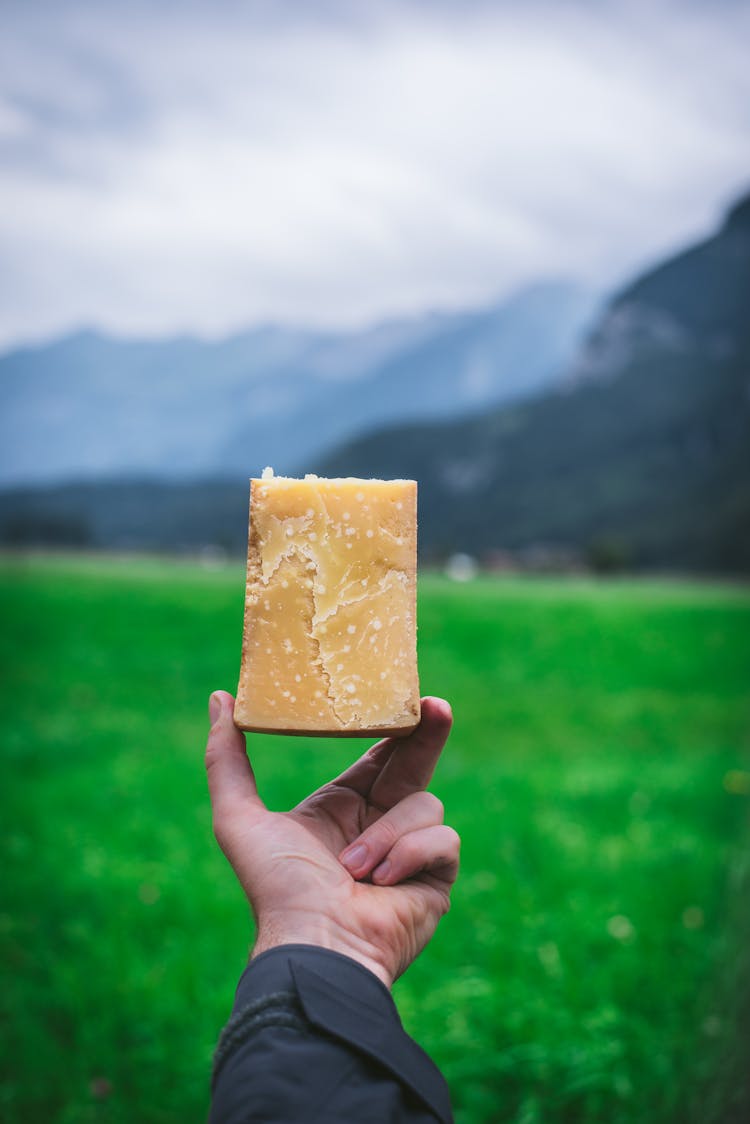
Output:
[{"xmin": 234, "ymin": 475, "xmax": 420, "ymax": 736}]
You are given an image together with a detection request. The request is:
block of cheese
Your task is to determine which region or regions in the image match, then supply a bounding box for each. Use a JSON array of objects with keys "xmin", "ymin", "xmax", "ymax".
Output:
[{"xmin": 234, "ymin": 471, "xmax": 420, "ymax": 736}]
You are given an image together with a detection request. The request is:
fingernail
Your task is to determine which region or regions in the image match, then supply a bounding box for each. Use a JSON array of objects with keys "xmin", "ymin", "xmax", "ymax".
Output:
[
  {"xmin": 372, "ymin": 859, "xmax": 391, "ymax": 883},
  {"xmin": 209, "ymin": 692, "xmax": 222, "ymax": 725},
  {"xmin": 341, "ymin": 843, "xmax": 367, "ymax": 872}
]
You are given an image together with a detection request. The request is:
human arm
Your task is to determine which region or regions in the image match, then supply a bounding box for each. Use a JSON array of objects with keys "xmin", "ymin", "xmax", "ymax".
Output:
[{"xmin": 205, "ymin": 691, "xmax": 459, "ymax": 1122}]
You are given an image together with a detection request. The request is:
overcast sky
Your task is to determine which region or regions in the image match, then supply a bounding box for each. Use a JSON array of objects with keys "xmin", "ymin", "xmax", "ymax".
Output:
[{"xmin": 0, "ymin": 0, "xmax": 748, "ymax": 349}]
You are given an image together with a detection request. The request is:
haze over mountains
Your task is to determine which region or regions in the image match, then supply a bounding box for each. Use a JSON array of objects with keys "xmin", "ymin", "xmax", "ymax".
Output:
[
  {"xmin": 0, "ymin": 281, "xmax": 596, "ymax": 486},
  {"xmin": 1, "ymin": 191, "xmax": 748, "ymax": 573},
  {"xmin": 319, "ymin": 192, "xmax": 750, "ymax": 573}
]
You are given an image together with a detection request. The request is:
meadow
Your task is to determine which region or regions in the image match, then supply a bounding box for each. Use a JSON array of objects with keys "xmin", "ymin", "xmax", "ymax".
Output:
[{"xmin": 1, "ymin": 553, "xmax": 749, "ymax": 1123}]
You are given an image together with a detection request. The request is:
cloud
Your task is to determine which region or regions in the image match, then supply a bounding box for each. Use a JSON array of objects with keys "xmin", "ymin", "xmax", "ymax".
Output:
[{"xmin": 0, "ymin": 0, "xmax": 748, "ymax": 347}]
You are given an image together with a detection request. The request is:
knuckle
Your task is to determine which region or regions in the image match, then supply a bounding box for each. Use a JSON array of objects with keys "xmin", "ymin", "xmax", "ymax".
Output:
[
  {"xmin": 372, "ymin": 816, "xmax": 401, "ymax": 850},
  {"xmin": 212, "ymin": 814, "xmax": 228, "ymax": 850},
  {"xmin": 423, "ymin": 792, "xmax": 444, "ymax": 820},
  {"xmin": 392, "ymin": 831, "xmax": 413, "ymax": 860},
  {"xmin": 395, "ymin": 832, "xmax": 421, "ymax": 869},
  {"xmin": 205, "ymin": 739, "xmax": 221, "ymax": 775},
  {"xmin": 440, "ymin": 832, "xmax": 461, "ymax": 873}
]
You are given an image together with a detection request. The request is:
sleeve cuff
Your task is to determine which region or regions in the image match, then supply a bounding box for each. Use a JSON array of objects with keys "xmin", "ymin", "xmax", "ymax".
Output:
[{"xmin": 217, "ymin": 944, "xmax": 453, "ymax": 1123}]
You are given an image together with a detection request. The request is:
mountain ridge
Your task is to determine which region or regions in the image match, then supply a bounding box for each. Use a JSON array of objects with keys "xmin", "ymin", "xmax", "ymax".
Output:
[
  {"xmin": 2, "ymin": 191, "xmax": 748, "ymax": 572},
  {"xmin": 0, "ymin": 280, "xmax": 597, "ymax": 486},
  {"xmin": 314, "ymin": 190, "xmax": 750, "ymax": 573}
]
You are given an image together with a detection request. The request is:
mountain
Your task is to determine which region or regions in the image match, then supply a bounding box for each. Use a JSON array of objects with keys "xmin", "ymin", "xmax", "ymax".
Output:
[
  {"xmin": 314, "ymin": 191, "xmax": 750, "ymax": 573},
  {"xmin": 3, "ymin": 193, "xmax": 748, "ymax": 573},
  {"xmin": 0, "ymin": 281, "xmax": 596, "ymax": 486}
]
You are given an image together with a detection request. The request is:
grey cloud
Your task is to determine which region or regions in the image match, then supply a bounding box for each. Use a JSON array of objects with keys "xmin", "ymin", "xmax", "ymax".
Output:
[{"xmin": 0, "ymin": 0, "xmax": 749, "ymax": 347}]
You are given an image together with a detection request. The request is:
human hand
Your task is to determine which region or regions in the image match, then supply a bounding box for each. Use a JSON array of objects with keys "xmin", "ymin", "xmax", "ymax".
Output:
[{"xmin": 205, "ymin": 692, "xmax": 460, "ymax": 989}]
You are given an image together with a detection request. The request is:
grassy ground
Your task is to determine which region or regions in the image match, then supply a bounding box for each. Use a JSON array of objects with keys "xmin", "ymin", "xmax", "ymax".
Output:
[{"xmin": 1, "ymin": 554, "xmax": 748, "ymax": 1123}]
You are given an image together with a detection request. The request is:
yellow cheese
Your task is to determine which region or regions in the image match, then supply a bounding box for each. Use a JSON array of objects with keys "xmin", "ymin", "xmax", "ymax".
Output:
[{"xmin": 234, "ymin": 471, "xmax": 420, "ymax": 736}]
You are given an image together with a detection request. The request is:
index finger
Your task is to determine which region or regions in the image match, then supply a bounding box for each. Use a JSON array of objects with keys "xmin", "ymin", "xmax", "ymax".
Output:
[
  {"xmin": 326, "ymin": 735, "xmax": 399, "ymax": 798},
  {"xmin": 368, "ymin": 697, "xmax": 453, "ymax": 811}
]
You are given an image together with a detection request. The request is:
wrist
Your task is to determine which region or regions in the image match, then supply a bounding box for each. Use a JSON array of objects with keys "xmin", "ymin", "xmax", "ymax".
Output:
[{"xmin": 251, "ymin": 912, "xmax": 394, "ymax": 989}]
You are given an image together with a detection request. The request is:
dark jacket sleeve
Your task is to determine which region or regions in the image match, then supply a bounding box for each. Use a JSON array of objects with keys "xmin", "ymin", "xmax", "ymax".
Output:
[{"xmin": 209, "ymin": 944, "xmax": 453, "ymax": 1124}]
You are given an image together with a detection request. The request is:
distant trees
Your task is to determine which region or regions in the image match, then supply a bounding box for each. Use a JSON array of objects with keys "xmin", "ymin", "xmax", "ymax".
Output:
[{"xmin": 1, "ymin": 512, "xmax": 91, "ymax": 548}]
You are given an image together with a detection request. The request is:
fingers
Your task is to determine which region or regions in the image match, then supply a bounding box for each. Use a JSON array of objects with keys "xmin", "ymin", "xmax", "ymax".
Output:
[
  {"xmin": 327, "ymin": 736, "xmax": 399, "ymax": 798},
  {"xmin": 370, "ymin": 824, "xmax": 461, "ymax": 888},
  {"xmin": 339, "ymin": 785, "xmax": 460, "ymax": 891},
  {"xmin": 340, "ymin": 790, "xmax": 445, "ymax": 878},
  {"xmin": 328, "ymin": 697, "xmax": 452, "ymax": 806},
  {"xmin": 367, "ymin": 697, "xmax": 453, "ymax": 811},
  {"xmin": 205, "ymin": 691, "xmax": 266, "ymax": 822}
]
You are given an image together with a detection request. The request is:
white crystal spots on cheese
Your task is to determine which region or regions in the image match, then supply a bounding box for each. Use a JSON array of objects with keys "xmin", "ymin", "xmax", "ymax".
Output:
[{"xmin": 235, "ymin": 475, "xmax": 419, "ymax": 734}]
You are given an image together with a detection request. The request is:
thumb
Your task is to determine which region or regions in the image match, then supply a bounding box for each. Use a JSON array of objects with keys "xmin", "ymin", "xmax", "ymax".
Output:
[{"xmin": 205, "ymin": 690, "xmax": 265, "ymax": 820}]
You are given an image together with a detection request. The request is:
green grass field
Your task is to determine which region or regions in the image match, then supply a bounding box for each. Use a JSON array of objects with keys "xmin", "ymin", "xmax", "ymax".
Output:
[{"xmin": 1, "ymin": 554, "xmax": 749, "ymax": 1123}]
